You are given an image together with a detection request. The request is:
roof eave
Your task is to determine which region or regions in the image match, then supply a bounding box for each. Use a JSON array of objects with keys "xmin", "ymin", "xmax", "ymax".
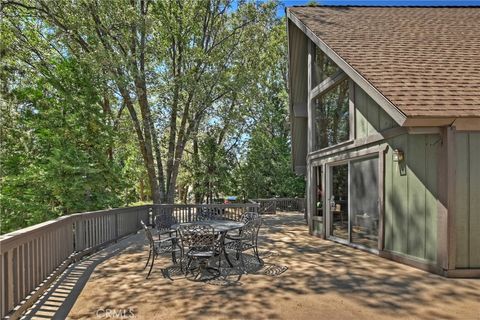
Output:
[{"xmin": 286, "ymin": 13, "xmax": 296, "ymax": 173}]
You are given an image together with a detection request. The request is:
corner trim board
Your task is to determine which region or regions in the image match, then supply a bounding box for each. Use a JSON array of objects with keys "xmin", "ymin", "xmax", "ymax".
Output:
[
  {"xmin": 446, "ymin": 127, "xmax": 457, "ymax": 270},
  {"xmin": 378, "ymin": 145, "xmax": 388, "ymax": 251}
]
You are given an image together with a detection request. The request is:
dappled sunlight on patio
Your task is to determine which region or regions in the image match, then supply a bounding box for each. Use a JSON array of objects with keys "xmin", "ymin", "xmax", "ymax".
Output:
[{"xmin": 27, "ymin": 212, "xmax": 480, "ymax": 320}]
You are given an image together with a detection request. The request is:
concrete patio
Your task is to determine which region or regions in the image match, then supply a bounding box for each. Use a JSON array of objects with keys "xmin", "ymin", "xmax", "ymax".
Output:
[{"xmin": 24, "ymin": 212, "xmax": 479, "ymax": 320}]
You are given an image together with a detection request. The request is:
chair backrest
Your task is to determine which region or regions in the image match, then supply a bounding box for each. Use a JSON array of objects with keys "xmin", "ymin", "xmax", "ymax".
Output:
[
  {"xmin": 212, "ymin": 208, "xmax": 228, "ymax": 220},
  {"xmin": 240, "ymin": 217, "xmax": 262, "ymax": 243},
  {"xmin": 154, "ymin": 214, "xmax": 177, "ymax": 233},
  {"xmin": 197, "ymin": 208, "xmax": 228, "ymax": 221},
  {"xmin": 240, "ymin": 211, "xmax": 259, "ymax": 223},
  {"xmin": 197, "ymin": 209, "xmax": 212, "ymax": 221},
  {"xmin": 178, "ymin": 224, "xmax": 217, "ymax": 252},
  {"xmin": 140, "ymin": 220, "xmax": 155, "ymax": 246}
]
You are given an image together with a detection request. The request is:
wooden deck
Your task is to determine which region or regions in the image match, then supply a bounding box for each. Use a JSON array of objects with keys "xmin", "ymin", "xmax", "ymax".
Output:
[{"xmin": 23, "ymin": 212, "xmax": 480, "ymax": 320}]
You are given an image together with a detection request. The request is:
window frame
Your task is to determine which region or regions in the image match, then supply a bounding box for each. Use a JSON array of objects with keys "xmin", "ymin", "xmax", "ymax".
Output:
[
  {"xmin": 322, "ymin": 150, "xmax": 385, "ymax": 253},
  {"xmin": 312, "ymin": 45, "xmax": 342, "ymax": 87},
  {"xmin": 308, "ymin": 50, "xmax": 356, "ymax": 153}
]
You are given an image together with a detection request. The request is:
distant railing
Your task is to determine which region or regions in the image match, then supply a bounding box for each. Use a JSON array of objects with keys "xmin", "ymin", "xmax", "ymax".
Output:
[
  {"xmin": 252, "ymin": 198, "xmax": 306, "ymax": 215},
  {"xmin": 275, "ymin": 198, "xmax": 305, "ymax": 211},
  {"xmin": 151, "ymin": 203, "xmax": 259, "ymax": 224},
  {"xmin": 254, "ymin": 199, "xmax": 277, "ymax": 214},
  {"xmin": 0, "ymin": 202, "xmax": 258, "ymax": 319}
]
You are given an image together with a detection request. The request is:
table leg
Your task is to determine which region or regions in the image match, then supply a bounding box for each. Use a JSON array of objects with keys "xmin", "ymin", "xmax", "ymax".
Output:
[
  {"xmin": 224, "ymin": 249, "xmax": 233, "ymax": 267},
  {"xmin": 221, "ymin": 231, "xmax": 234, "ymax": 267},
  {"xmin": 170, "ymin": 237, "xmax": 176, "ymax": 263}
]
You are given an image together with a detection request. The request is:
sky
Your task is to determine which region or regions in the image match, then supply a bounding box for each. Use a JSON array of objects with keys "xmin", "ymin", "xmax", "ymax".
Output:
[{"xmin": 277, "ymin": 0, "xmax": 480, "ymax": 15}]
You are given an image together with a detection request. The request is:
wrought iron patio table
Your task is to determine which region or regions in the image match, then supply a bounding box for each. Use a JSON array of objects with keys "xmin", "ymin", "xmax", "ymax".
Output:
[{"xmin": 172, "ymin": 220, "xmax": 245, "ymax": 268}]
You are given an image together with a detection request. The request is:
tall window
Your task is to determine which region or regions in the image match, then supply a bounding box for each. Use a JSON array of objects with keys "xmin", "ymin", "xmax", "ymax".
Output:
[
  {"xmin": 313, "ymin": 47, "xmax": 340, "ymax": 86},
  {"xmin": 314, "ymin": 78, "xmax": 350, "ymax": 150}
]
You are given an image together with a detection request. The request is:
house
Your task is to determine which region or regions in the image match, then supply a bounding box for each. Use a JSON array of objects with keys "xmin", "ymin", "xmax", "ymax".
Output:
[{"xmin": 287, "ymin": 6, "xmax": 480, "ymax": 277}]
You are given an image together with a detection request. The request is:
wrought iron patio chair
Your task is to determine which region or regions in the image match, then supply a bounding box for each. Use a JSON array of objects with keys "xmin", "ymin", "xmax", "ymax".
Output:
[
  {"xmin": 178, "ymin": 224, "xmax": 222, "ymax": 280},
  {"xmin": 196, "ymin": 207, "xmax": 212, "ymax": 221},
  {"xmin": 225, "ymin": 217, "xmax": 262, "ymax": 272},
  {"xmin": 239, "ymin": 211, "xmax": 259, "ymax": 223},
  {"xmin": 140, "ymin": 220, "xmax": 181, "ymax": 279},
  {"xmin": 154, "ymin": 214, "xmax": 178, "ymax": 239},
  {"xmin": 227, "ymin": 210, "xmax": 258, "ymax": 233},
  {"xmin": 154, "ymin": 214, "xmax": 181, "ymax": 263},
  {"xmin": 197, "ymin": 207, "xmax": 229, "ymax": 221},
  {"xmin": 227, "ymin": 211, "xmax": 259, "ymax": 237}
]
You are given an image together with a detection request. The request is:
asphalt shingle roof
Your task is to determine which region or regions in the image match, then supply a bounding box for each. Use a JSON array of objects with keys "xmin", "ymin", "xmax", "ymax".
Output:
[{"xmin": 288, "ymin": 6, "xmax": 480, "ymax": 118}]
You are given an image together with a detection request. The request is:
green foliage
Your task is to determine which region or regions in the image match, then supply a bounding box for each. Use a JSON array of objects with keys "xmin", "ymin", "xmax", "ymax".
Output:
[
  {"xmin": 234, "ymin": 87, "xmax": 305, "ymax": 199},
  {"xmin": 0, "ymin": 1, "xmax": 304, "ymax": 234},
  {"xmin": 191, "ymin": 133, "xmax": 235, "ymax": 202},
  {"xmin": 235, "ymin": 18, "xmax": 305, "ymax": 199},
  {"xmin": 0, "ymin": 59, "xmax": 125, "ymax": 233},
  {"xmin": 186, "ymin": 17, "xmax": 305, "ymax": 201}
]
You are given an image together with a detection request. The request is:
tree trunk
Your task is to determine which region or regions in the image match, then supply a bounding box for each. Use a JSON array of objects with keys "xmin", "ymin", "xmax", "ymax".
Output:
[
  {"xmin": 119, "ymin": 87, "xmax": 160, "ymax": 204},
  {"xmin": 165, "ymin": 106, "xmax": 196, "ymax": 204},
  {"xmin": 134, "ymin": 78, "xmax": 161, "ymax": 203},
  {"xmin": 192, "ymin": 129, "xmax": 202, "ymax": 204},
  {"xmin": 149, "ymin": 114, "xmax": 166, "ymax": 201},
  {"xmin": 101, "ymin": 93, "xmax": 114, "ymax": 161},
  {"xmin": 139, "ymin": 178, "xmax": 145, "ymax": 201},
  {"xmin": 131, "ymin": 4, "xmax": 161, "ymax": 204}
]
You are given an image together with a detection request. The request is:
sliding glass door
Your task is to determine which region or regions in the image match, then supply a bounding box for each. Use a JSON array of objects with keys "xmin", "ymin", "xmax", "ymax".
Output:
[
  {"xmin": 315, "ymin": 166, "xmax": 324, "ymax": 219},
  {"xmin": 350, "ymin": 157, "xmax": 379, "ymax": 248},
  {"xmin": 329, "ymin": 163, "xmax": 349, "ymax": 240},
  {"xmin": 327, "ymin": 156, "xmax": 379, "ymax": 249}
]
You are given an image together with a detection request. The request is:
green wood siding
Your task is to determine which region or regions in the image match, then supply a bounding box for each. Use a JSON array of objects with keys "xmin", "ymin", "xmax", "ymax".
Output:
[
  {"xmin": 388, "ymin": 135, "xmax": 408, "ymax": 254},
  {"xmin": 424, "ymin": 135, "xmax": 438, "ymax": 262},
  {"xmin": 384, "ymin": 141, "xmax": 394, "ymax": 252},
  {"xmin": 407, "ymin": 135, "xmax": 426, "ymax": 258},
  {"xmin": 455, "ymin": 132, "xmax": 480, "ymax": 268},
  {"xmin": 384, "ymin": 134, "xmax": 439, "ymax": 263},
  {"xmin": 355, "ymin": 84, "xmax": 396, "ymax": 138},
  {"xmin": 308, "ymin": 83, "xmax": 439, "ymax": 264}
]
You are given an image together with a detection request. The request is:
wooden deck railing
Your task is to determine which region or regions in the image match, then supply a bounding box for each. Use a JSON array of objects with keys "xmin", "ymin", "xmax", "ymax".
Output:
[
  {"xmin": 252, "ymin": 198, "xmax": 306, "ymax": 214},
  {"xmin": 275, "ymin": 198, "xmax": 305, "ymax": 211},
  {"xmin": 151, "ymin": 203, "xmax": 259, "ymax": 224},
  {"xmin": 0, "ymin": 202, "xmax": 259, "ymax": 319}
]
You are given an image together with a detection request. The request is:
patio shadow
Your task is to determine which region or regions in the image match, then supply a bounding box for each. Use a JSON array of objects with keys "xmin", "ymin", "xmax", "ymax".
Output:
[{"xmin": 25, "ymin": 212, "xmax": 480, "ymax": 320}]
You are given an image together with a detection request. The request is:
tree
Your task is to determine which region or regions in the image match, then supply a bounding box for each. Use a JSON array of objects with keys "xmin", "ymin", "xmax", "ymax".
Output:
[
  {"xmin": 234, "ymin": 18, "xmax": 305, "ymax": 199},
  {"xmin": 1, "ymin": 1, "xmax": 304, "ymax": 234},
  {"xmin": 0, "ymin": 58, "xmax": 124, "ymax": 233},
  {"xmin": 2, "ymin": 0, "xmax": 281, "ymax": 203}
]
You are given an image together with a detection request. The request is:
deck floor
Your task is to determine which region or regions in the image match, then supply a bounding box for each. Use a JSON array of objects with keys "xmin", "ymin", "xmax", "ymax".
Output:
[{"xmin": 24, "ymin": 212, "xmax": 479, "ymax": 320}]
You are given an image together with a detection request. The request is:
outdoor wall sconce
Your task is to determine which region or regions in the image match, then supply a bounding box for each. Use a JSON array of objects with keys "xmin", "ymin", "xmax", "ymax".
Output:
[{"xmin": 393, "ymin": 149, "xmax": 405, "ymax": 162}]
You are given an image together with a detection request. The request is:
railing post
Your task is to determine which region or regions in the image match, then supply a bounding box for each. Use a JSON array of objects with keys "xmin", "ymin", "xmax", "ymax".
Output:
[
  {"xmin": 114, "ymin": 213, "xmax": 119, "ymax": 241},
  {"xmin": 136, "ymin": 208, "xmax": 140, "ymax": 229},
  {"xmin": 148, "ymin": 207, "xmax": 153, "ymax": 226},
  {"xmin": 72, "ymin": 220, "xmax": 76, "ymax": 252}
]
